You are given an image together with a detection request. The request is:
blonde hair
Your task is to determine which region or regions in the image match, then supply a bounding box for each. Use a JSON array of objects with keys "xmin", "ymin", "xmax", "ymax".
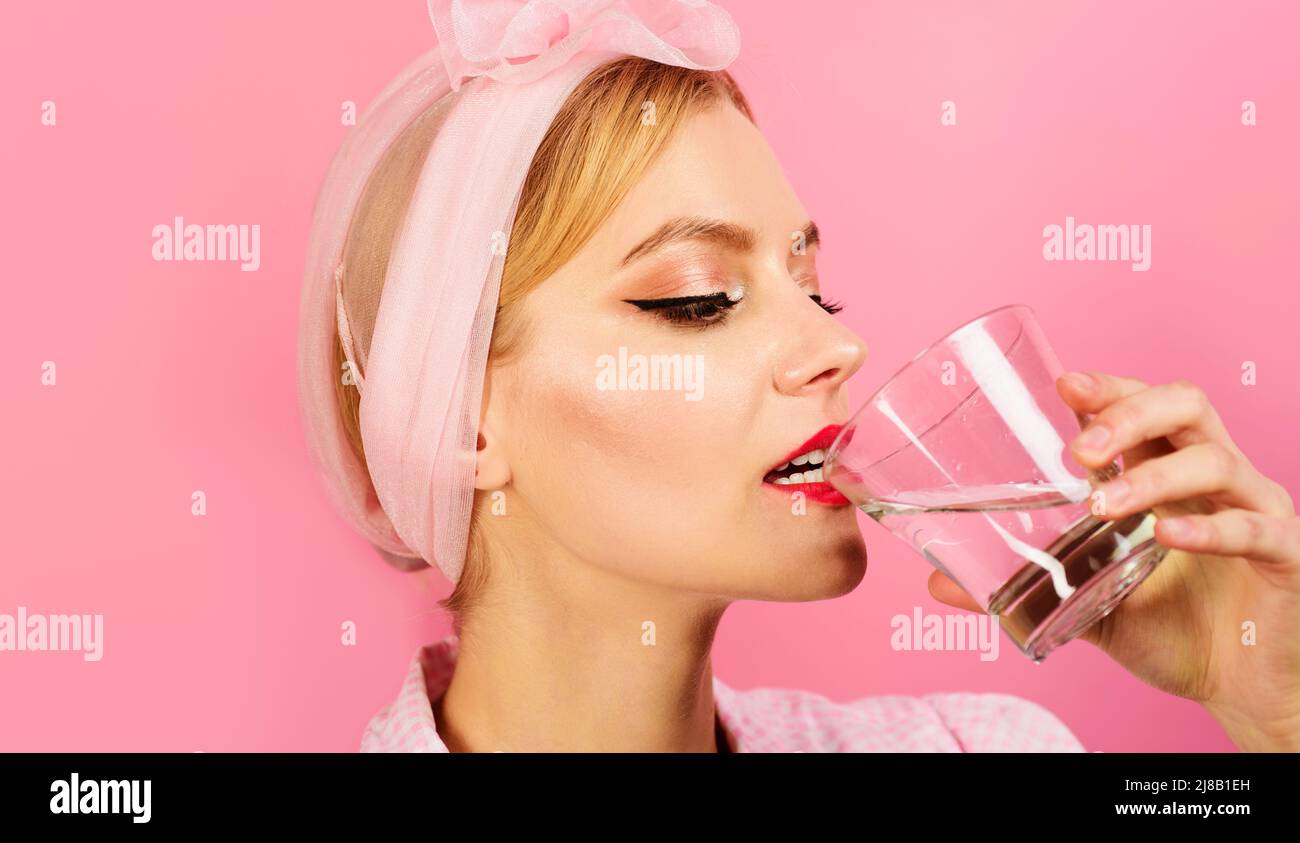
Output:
[{"xmin": 333, "ymin": 57, "xmax": 753, "ymax": 634}]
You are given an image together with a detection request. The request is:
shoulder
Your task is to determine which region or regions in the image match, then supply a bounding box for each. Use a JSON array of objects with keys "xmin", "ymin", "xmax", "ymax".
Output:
[{"xmin": 715, "ymin": 679, "xmax": 1084, "ymax": 753}]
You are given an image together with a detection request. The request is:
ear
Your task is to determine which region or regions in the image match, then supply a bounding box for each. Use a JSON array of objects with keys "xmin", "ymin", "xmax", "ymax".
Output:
[{"xmin": 473, "ymin": 368, "xmax": 512, "ymax": 491}]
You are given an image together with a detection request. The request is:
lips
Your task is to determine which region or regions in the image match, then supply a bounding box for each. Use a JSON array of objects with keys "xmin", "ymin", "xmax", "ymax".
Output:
[
  {"xmin": 769, "ymin": 424, "xmax": 845, "ymax": 471},
  {"xmin": 762, "ymin": 423, "xmax": 852, "ymax": 506}
]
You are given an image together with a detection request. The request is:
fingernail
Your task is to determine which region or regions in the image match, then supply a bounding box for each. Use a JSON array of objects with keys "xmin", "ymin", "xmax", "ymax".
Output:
[
  {"xmin": 1161, "ymin": 517, "xmax": 1193, "ymax": 540},
  {"xmin": 1062, "ymin": 371, "xmax": 1095, "ymax": 391},
  {"xmin": 1075, "ymin": 424, "xmax": 1111, "ymax": 452},
  {"xmin": 1097, "ymin": 479, "xmax": 1130, "ymax": 509}
]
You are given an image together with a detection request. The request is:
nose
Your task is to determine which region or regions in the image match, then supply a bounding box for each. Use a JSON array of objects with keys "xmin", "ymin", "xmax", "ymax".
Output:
[{"xmin": 772, "ymin": 298, "xmax": 868, "ymax": 397}]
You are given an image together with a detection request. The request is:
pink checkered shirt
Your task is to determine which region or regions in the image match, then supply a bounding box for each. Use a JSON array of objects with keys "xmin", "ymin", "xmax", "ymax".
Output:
[{"xmin": 361, "ymin": 634, "xmax": 1086, "ymax": 752}]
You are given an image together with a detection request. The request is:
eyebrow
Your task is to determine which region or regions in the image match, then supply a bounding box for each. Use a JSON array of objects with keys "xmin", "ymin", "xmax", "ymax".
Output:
[{"xmin": 619, "ymin": 216, "xmax": 820, "ymax": 267}]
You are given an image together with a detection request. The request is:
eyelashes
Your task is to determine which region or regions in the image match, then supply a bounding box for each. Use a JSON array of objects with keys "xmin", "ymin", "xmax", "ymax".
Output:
[
  {"xmin": 623, "ymin": 292, "xmax": 739, "ymax": 328},
  {"xmin": 622, "ymin": 292, "xmax": 844, "ymax": 329},
  {"xmin": 810, "ymin": 294, "xmax": 843, "ymax": 315}
]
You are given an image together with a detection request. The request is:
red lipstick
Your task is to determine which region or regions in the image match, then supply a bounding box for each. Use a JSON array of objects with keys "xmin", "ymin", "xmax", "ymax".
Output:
[
  {"xmin": 771, "ymin": 424, "xmax": 845, "ymax": 470},
  {"xmin": 762, "ymin": 423, "xmax": 852, "ymax": 506}
]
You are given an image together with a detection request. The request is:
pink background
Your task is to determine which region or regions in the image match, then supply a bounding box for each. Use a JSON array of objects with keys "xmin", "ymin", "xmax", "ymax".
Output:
[{"xmin": 3, "ymin": 1, "xmax": 1297, "ymax": 751}]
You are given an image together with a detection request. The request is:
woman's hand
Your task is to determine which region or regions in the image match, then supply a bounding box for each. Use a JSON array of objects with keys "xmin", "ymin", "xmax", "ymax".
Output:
[{"xmin": 927, "ymin": 371, "xmax": 1300, "ymax": 751}]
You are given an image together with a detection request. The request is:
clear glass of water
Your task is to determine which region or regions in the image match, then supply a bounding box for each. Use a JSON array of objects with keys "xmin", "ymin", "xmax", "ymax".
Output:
[{"xmin": 823, "ymin": 304, "xmax": 1169, "ymax": 662}]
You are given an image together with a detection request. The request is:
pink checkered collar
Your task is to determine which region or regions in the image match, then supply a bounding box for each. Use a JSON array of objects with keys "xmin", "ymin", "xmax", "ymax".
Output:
[
  {"xmin": 360, "ymin": 633, "xmax": 1088, "ymax": 753},
  {"xmin": 361, "ymin": 633, "xmax": 753, "ymax": 752}
]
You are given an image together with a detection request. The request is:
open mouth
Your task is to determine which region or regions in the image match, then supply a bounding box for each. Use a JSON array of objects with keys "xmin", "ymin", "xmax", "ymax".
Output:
[
  {"xmin": 763, "ymin": 448, "xmax": 827, "ymax": 485},
  {"xmin": 762, "ymin": 424, "xmax": 851, "ymax": 505}
]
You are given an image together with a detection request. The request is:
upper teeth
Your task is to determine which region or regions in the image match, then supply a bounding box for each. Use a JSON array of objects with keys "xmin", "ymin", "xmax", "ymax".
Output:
[{"xmin": 776, "ymin": 449, "xmax": 824, "ymax": 472}]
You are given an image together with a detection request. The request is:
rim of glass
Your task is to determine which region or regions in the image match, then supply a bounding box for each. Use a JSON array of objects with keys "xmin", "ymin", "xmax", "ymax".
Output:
[{"xmin": 826, "ymin": 303, "xmax": 1038, "ymax": 462}]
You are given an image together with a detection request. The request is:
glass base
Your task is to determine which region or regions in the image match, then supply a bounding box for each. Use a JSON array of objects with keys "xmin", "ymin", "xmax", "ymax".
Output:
[{"xmin": 987, "ymin": 510, "xmax": 1170, "ymax": 663}]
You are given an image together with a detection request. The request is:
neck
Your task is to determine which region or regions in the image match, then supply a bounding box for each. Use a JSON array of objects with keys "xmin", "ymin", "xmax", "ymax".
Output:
[{"xmin": 433, "ymin": 556, "xmax": 731, "ymax": 752}]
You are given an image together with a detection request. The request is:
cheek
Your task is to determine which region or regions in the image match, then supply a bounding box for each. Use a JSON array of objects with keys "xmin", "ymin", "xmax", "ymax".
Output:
[{"xmin": 506, "ymin": 329, "xmax": 761, "ymax": 562}]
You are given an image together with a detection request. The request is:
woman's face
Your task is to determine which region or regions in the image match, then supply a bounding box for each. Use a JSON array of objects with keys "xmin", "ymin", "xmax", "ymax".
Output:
[{"xmin": 479, "ymin": 101, "xmax": 869, "ymax": 603}]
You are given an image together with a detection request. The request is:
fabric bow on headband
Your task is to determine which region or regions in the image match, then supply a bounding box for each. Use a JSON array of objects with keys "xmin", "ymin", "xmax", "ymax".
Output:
[
  {"xmin": 296, "ymin": 0, "xmax": 741, "ymax": 582},
  {"xmin": 431, "ymin": 0, "xmax": 740, "ymax": 89}
]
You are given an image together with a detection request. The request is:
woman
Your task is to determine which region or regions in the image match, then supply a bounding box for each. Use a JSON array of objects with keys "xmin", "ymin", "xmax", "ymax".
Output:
[{"xmin": 297, "ymin": 0, "xmax": 1300, "ymax": 752}]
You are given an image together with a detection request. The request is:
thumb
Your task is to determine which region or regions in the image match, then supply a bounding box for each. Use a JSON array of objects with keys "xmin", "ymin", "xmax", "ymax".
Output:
[
  {"xmin": 927, "ymin": 570, "xmax": 984, "ymax": 613},
  {"xmin": 927, "ymin": 569, "xmax": 1108, "ymax": 648}
]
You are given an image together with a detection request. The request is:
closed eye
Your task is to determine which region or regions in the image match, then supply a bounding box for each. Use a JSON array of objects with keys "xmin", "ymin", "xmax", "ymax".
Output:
[
  {"xmin": 623, "ymin": 292, "xmax": 843, "ymax": 329},
  {"xmin": 623, "ymin": 292, "xmax": 739, "ymax": 329}
]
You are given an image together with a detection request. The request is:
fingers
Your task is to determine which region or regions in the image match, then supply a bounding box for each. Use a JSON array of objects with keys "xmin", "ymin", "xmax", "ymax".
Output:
[
  {"xmin": 1056, "ymin": 371, "xmax": 1173, "ymax": 468},
  {"xmin": 1063, "ymin": 375, "xmax": 1235, "ymax": 469},
  {"xmin": 1056, "ymin": 370, "xmax": 1149, "ymax": 413},
  {"xmin": 1158, "ymin": 510, "xmax": 1300, "ymax": 569},
  {"xmin": 1091, "ymin": 442, "xmax": 1295, "ymax": 520}
]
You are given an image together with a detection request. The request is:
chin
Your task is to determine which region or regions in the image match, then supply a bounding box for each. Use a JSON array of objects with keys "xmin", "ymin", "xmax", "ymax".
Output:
[{"xmin": 752, "ymin": 534, "xmax": 869, "ymax": 602}]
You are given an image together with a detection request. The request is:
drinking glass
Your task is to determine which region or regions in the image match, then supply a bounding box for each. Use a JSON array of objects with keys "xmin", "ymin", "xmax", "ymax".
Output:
[{"xmin": 823, "ymin": 304, "xmax": 1169, "ymax": 662}]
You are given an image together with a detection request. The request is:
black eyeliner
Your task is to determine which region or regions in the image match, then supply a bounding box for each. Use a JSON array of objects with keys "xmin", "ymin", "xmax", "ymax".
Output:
[{"xmin": 623, "ymin": 292, "xmax": 734, "ymax": 309}]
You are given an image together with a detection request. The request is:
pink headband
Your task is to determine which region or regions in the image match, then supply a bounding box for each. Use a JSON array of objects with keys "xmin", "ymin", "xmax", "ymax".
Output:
[{"xmin": 296, "ymin": 0, "xmax": 741, "ymax": 582}]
